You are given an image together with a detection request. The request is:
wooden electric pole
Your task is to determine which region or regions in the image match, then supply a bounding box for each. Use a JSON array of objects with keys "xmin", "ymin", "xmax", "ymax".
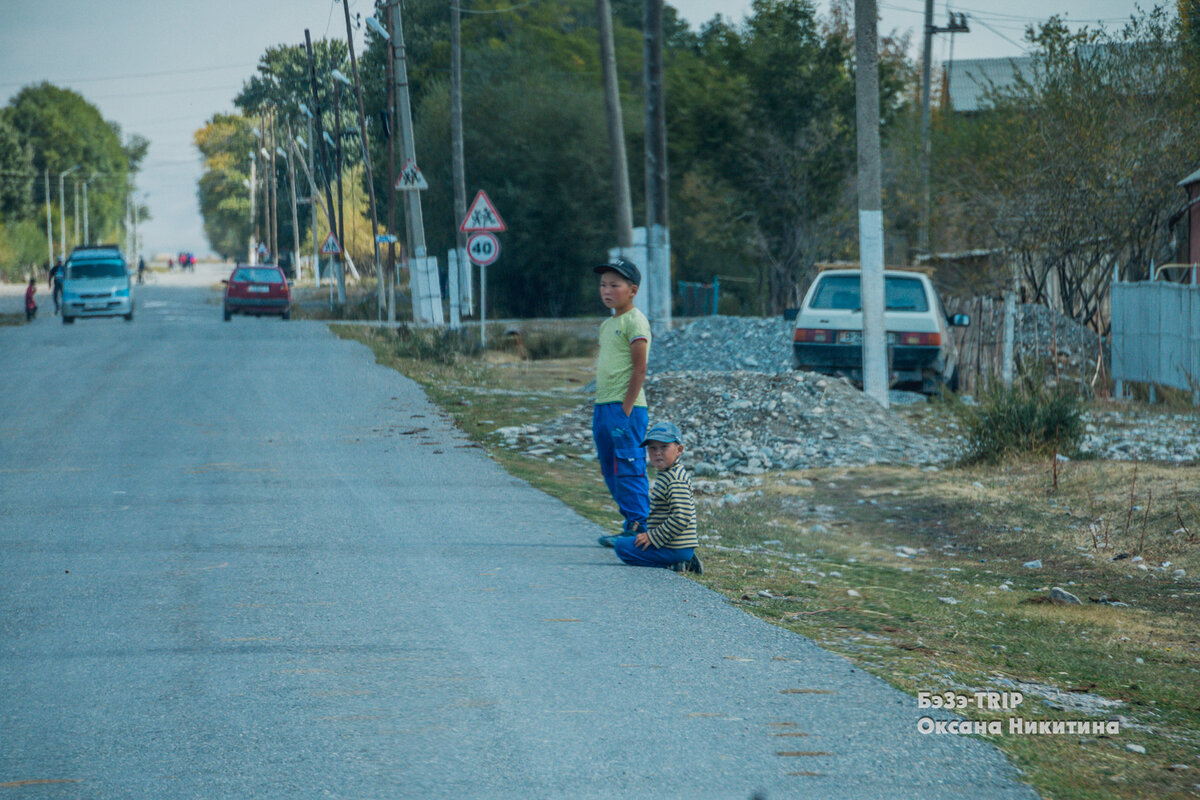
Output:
[
  {"xmin": 342, "ymin": 0, "xmax": 386, "ymax": 321},
  {"xmin": 855, "ymin": 0, "xmax": 889, "ymax": 408},
  {"xmin": 451, "ymin": 0, "xmax": 469, "ymax": 325},
  {"xmin": 387, "ymin": 0, "xmax": 432, "ymax": 324},
  {"xmin": 304, "ymin": 29, "xmax": 343, "ymax": 301},
  {"xmin": 597, "ymin": 0, "xmax": 633, "ymax": 251},
  {"xmin": 643, "ymin": 0, "xmax": 669, "ymax": 336}
]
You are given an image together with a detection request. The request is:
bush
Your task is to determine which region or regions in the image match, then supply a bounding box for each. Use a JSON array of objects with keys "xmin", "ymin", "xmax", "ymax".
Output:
[
  {"xmin": 392, "ymin": 325, "xmax": 481, "ymax": 365},
  {"xmin": 958, "ymin": 376, "xmax": 1085, "ymax": 463},
  {"xmin": 498, "ymin": 329, "xmax": 595, "ymax": 360}
]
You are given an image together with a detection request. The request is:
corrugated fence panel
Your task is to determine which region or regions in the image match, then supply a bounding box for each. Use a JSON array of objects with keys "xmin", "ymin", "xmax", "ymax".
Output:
[{"xmin": 1111, "ymin": 282, "xmax": 1200, "ymax": 392}]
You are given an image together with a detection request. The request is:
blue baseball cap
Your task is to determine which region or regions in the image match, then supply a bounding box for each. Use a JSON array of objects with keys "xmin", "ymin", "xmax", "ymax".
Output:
[{"xmin": 641, "ymin": 421, "xmax": 682, "ymax": 447}]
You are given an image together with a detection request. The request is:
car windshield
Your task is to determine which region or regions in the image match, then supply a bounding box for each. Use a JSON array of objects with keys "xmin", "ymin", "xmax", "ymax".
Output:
[
  {"xmin": 232, "ymin": 268, "xmax": 284, "ymax": 284},
  {"xmin": 808, "ymin": 275, "xmax": 930, "ymax": 312},
  {"xmin": 67, "ymin": 259, "xmax": 127, "ymax": 279}
]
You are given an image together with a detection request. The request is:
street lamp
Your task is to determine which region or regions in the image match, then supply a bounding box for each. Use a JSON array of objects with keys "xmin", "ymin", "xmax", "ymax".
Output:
[
  {"xmin": 58, "ymin": 165, "xmax": 79, "ymax": 260},
  {"xmin": 365, "ymin": 16, "xmax": 389, "ymax": 40}
]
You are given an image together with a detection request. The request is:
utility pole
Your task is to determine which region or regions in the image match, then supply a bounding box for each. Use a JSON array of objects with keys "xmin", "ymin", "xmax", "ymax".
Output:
[
  {"xmin": 598, "ymin": 0, "xmax": 633, "ymax": 252},
  {"xmin": 385, "ymin": 18, "xmax": 399, "ymax": 324},
  {"xmin": 248, "ymin": 152, "xmax": 257, "ymax": 264},
  {"xmin": 342, "ymin": 0, "xmax": 386, "ymax": 322},
  {"xmin": 283, "ymin": 131, "xmax": 301, "ymax": 284},
  {"xmin": 388, "ymin": 0, "xmax": 432, "ymax": 323},
  {"xmin": 855, "ymin": 0, "xmax": 889, "ymax": 408},
  {"xmin": 57, "ymin": 165, "xmax": 78, "ymax": 257},
  {"xmin": 450, "ymin": 0, "xmax": 469, "ymax": 326},
  {"xmin": 268, "ymin": 113, "xmax": 279, "ymax": 262},
  {"xmin": 919, "ymin": 5, "xmax": 968, "ymax": 257},
  {"xmin": 643, "ymin": 0, "xmax": 670, "ymax": 336},
  {"xmin": 73, "ymin": 180, "xmax": 80, "ymax": 247},
  {"xmin": 44, "ymin": 170, "xmax": 53, "ymax": 267},
  {"xmin": 82, "ymin": 180, "xmax": 89, "ymax": 245},
  {"xmin": 304, "ymin": 28, "xmax": 341, "ymax": 292},
  {"xmin": 302, "ymin": 113, "xmax": 320, "ymax": 286}
]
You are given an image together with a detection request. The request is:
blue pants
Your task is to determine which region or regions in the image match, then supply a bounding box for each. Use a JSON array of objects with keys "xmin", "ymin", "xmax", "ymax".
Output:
[
  {"xmin": 614, "ymin": 536, "xmax": 693, "ymax": 568},
  {"xmin": 592, "ymin": 403, "xmax": 648, "ymax": 531}
]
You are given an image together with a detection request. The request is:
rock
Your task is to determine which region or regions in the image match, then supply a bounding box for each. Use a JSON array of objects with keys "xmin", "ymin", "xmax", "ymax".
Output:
[
  {"xmin": 999, "ymin": 584, "xmax": 1013, "ymax": 591},
  {"xmin": 897, "ymin": 546, "xmax": 918, "ymax": 556},
  {"xmin": 938, "ymin": 596, "xmax": 959, "ymax": 605},
  {"xmin": 692, "ymin": 461, "xmax": 719, "ymax": 476},
  {"xmin": 1173, "ymin": 569, "xmax": 1187, "ymax": 579},
  {"xmin": 1131, "ymin": 556, "xmax": 1144, "ymax": 563},
  {"xmin": 1126, "ymin": 744, "xmax": 1146, "ymax": 754},
  {"xmin": 1023, "ymin": 560, "xmax": 1043, "ymax": 569},
  {"xmin": 847, "ymin": 589, "xmax": 861, "ymax": 597},
  {"xmin": 757, "ymin": 590, "xmax": 773, "ymax": 598},
  {"xmin": 1049, "ymin": 587, "xmax": 1082, "ymax": 605}
]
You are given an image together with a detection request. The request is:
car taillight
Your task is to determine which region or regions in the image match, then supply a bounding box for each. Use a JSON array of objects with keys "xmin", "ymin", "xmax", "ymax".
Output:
[
  {"xmin": 794, "ymin": 328, "xmax": 836, "ymax": 343},
  {"xmin": 896, "ymin": 331, "xmax": 940, "ymax": 346}
]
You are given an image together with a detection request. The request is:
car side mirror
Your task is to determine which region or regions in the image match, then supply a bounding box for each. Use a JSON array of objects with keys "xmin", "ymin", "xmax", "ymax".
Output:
[
  {"xmin": 220, "ymin": 279, "xmax": 229, "ymax": 285},
  {"xmin": 287, "ymin": 280, "xmax": 294, "ymax": 287},
  {"xmin": 951, "ymin": 313, "xmax": 970, "ymax": 327}
]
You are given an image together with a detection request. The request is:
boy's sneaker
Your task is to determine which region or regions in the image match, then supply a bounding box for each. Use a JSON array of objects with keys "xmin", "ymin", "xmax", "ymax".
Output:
[
  {"xmin": 686, "ymin": 554, "xmax": 703, "ymax": 574},
  {"xmin": 669, "ymin": 561, "xmax": 685, "ymax": 573},
  {"xmin": 598, "ymin": 534, "xmax": 626, "ymax": 548}
]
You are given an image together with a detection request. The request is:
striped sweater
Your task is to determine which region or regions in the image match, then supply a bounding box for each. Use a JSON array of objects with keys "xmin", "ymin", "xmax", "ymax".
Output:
[{"xmin": 645, "ymin": 463, "xmax": 698, "ymax": 549}]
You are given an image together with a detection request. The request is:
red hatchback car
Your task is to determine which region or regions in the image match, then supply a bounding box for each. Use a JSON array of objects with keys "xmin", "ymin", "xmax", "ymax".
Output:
[{"xmin": 223, "ymin": 264, "xmax": 292, "ymax": 320}]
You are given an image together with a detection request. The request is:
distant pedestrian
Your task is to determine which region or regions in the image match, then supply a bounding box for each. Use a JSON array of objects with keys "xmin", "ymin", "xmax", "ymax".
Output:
[
  {"xmin": 592, "ymin": 257, "xmax": 651, "ymax": 546},
  {"xmin": 24, "ymin": 277, "xmax": 37, "ymax": 321},
  {"xmin": 48, "ymin": 256, "xmax": 64, "ymax": 315},
  {"xmin": 610, "ymin": 421, "xmax": 702, "ymax": 574},
  {"xmin": 137, "ymin": 256, "xmax": 146, "ymax": 284}
]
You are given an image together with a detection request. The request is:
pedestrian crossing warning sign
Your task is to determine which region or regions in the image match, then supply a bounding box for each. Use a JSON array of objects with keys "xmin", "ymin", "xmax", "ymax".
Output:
[
  {"xmin": 395, "ymin": 159, "xmax": 429, "ymax": 191},
  {"xmin": 320, "ymin": 232, "xmax": 342, "ymax": 255},
  {"xmin": 459, "ymin": 190, "xmax": 506, "ymax": 233}
]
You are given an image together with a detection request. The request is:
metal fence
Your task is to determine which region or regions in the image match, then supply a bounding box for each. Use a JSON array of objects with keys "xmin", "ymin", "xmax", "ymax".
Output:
[{"xmin": 1111, "ymin": 281, "xmax": 1200, "ymax": 400}]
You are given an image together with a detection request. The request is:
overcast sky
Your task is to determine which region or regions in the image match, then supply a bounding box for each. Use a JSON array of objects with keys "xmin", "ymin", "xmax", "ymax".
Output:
[{"xmin": 0, "ymin": 0, "xmax": 1148, "ymax": 256}]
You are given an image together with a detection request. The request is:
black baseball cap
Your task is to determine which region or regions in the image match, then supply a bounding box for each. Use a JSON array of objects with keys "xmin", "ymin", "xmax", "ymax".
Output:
[{"xmin": 593, "ymin": 257, "xmax": 641, "ymax": 286}]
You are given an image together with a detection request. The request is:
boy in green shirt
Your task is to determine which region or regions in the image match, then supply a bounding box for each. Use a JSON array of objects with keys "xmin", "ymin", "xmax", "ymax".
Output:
[{"xmin": 592, "ymin": 258, "xmax": 651, "ymax": 546}]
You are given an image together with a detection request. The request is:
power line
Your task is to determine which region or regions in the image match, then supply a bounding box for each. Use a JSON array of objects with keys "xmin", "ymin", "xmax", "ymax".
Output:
[{"xmin": 0, "ymin": 62, "xmax": 256, "ymax": 89}]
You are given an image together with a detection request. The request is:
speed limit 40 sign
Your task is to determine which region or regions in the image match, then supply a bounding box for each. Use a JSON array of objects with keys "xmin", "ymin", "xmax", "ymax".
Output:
[{"xmin": 467, "ymin": 231, "xmax": 500, "ymax": 266}]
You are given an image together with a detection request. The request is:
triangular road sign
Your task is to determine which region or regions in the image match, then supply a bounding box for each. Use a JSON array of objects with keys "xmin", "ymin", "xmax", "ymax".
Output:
[
  {"xmin": 320, "ymin": 232, "xmax": 342, "ymax": 255},
  {"xmin": 460, "ymin": 190, "xmax": 506, "ymax": 233},
  {"xmin": 394, "ymin": 158, "xmax": 429, "ymax": 191},
  {"xmin": 256, "ymin": 242, "xmax": 269, "ymax": 258}
]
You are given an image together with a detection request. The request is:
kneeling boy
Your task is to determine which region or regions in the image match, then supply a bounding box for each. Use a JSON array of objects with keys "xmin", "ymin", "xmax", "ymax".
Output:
[{"xmin": 614, "ymin": 421, "xmax": 702, "ymax": 574}]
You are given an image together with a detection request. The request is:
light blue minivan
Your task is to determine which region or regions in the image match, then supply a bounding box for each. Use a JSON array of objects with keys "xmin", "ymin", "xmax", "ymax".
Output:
[{"xmin": 61, "ymin": 245, "xmax": 134, "ymax": 324}]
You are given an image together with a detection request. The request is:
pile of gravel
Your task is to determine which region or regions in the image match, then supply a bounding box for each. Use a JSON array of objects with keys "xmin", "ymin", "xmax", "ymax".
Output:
[
  {"xmin": 493, "ymin": 370, "xmax": 952, "ymax": 475},
  {"xmin": 648, "ymin": 317, "xmax": 794, "ymax": 375},
  {"xmin": 1081, "ymin": 410, "xmax": 1200, "ymax": 464},
  {"xmin": 647, "ymin": 307, "xmax": 1104, "ymax": 385}
]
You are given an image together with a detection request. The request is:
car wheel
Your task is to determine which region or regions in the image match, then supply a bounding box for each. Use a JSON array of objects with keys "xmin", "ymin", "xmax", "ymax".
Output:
[
  {"xmin": 223, "ymin": 307, "xmax": 232, "ymax": 322},
  {"xmin": 281, "ymin": 310, "xmax": 290, "ymax": 321},
  {"xmin": 123, "ymin": 312, "xmax": 133, "ymax": 321},
  {"xmin": 62, "ymin": 315, "xmax": 74, "ymax": 325}
]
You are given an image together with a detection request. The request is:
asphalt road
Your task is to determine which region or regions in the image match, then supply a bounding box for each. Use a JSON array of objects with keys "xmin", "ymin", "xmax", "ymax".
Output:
[{"xmin": 0, "ymin": 265, "xmax": 1039, "ymax": 799}]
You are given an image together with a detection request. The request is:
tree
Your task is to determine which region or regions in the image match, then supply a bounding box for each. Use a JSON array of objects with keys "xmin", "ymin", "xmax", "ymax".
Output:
[
  {"xmin": 943, "ymin": 9, "xmax": 1192, "ymax": 331},
  {"xmin": 194, "ymin": 114, "xmax": 255, "ymax": 261},
  {"xmin": 0, "ymin": 114, "xmax": 33, "ymax": 220},
  {"xmin": 5, "ymin": 83, "xmax": 133, "ymax": 245}
]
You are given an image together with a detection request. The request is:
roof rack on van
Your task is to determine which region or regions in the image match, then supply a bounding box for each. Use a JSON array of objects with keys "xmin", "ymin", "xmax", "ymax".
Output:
[{"xmin": 815, "ymin": 262, "xmax": 936, "ymax": 277}]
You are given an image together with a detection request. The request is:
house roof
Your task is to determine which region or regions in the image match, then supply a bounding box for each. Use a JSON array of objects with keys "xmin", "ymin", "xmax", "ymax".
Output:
[
  {"xmin": 946, "ymin": 56, "xmax": 1036, "ymax": 112},
  {"xmin": 1177, "ymin": 167, "xmax": 1200, "ymax": 188}
]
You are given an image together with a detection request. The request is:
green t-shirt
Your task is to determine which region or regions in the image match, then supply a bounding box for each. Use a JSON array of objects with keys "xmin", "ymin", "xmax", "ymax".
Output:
[{"xmin": 596, "ymin": 307, "xmax": 651, "ymax": 406}]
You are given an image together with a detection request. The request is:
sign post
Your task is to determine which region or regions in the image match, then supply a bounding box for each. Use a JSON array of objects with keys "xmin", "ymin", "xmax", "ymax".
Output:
[
  {"xmin": 320, "ymin": 232, "xmax": 342, "ymax": 308},
  {"xmin": 460, "ymin": 190, "xmax": 506, "ymax": 346}
]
